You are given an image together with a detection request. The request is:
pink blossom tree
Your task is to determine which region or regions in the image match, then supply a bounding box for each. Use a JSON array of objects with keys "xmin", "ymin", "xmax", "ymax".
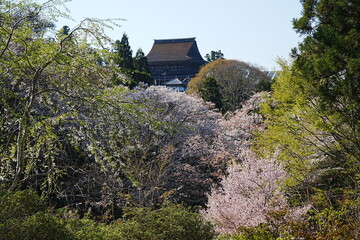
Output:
[{"xmin": 203, "ymin": 149, "xmax": 310, "ymax": 234}]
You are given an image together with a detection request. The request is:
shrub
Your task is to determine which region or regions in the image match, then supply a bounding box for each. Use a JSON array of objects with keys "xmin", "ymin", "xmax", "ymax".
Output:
[
  {"xmin": 217, "ymin": 225, "xmax": 277, "ymax": 240},
  {"xmin": 0, "ymin": 190, "xmax": 215, "ymax": 239},
  {"xmin": 0, "ymin": 212, "xmax": 74, "ymax": 240},
  {"xmin": 63, "ymin": 217, "xmax": 125, "ymax": 240},
  {"xmin": 116, "ymin": 204, "xmax": 215, "ymax": 240},
  {"xmin": 0, "ymin": 189, "xmax": 45, "ymax": 222},
  {"xmin": 282, "ymin": 202, "xmax": 360, "ymax": 240},
  {"xmin": 0, "ymin": 190, "xmax": 74, "ymax": 240}
]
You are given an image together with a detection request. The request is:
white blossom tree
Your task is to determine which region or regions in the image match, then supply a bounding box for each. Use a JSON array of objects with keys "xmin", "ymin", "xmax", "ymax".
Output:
[{"xmin": 127, "ymin": 86, "xmax": 227, "ymax": 206}]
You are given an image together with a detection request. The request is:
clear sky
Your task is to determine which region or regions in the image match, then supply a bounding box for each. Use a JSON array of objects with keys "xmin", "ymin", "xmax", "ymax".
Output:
[{"xmin": 41, "ymin": 0, "xmax": 303, "ymax": 70}]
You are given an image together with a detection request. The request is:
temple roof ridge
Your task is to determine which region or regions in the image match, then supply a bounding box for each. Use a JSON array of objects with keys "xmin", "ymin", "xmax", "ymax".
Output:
[{"xmin": 154, "ymin": 37, "xmax": 196, "ymax": 44}]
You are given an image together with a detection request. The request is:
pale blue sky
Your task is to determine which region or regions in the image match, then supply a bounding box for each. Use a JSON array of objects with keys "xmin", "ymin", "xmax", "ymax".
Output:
[{"xmin": 42, "ymin": 0, "xmax": 303, "ymax": 70}]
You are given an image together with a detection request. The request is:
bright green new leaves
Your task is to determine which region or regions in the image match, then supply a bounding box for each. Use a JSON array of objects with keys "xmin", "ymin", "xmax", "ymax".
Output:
[
  {"xmin": 257, "ymin": 59, "xmax": 359, "ymax": 207},
  {"xmin": 257, "ymin": 61, "xmax": 318, "ymax": 188}
]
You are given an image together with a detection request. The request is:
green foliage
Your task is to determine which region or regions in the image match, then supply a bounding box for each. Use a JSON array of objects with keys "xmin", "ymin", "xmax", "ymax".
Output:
[
  {"xmin": 0, "ymin": 190, "xmax": 215, "ymax": 240},
  {"xmin": 255, "ymin": 76, "xmax": 272, "ymax": 92},
  {"xmin": 114, "ymin": 33, "xmax": 134, "ymax": 71},
  {"xmin": 256, "ymin": 58, "xmax": 360, "ymax": 207},
  {"xmin": 198, "ymin": 77, "xmax": 223, "ymax": 111},
  {"xmin": 0, "ymin": 189, "xmax": 44, "ymax": 222},
  {"xmin": 131, "ymin": 69, "xmax": 153, "ymax": 88},
  {"xmin": 63, "ymin": 218, "xmax": 123, "ymax": 240},
  {"xmin": 58, "ymin": 25, "xmax": 71, "ymax": 36},
  {"xmin": 254, "ymin": 0, "xmax": 360, "ymax": 232},
  {"xmin": 0, "ymin": 189, "xmax": 73, "ymax": 240},
  {"xmin": 281, "ymin": 199, "xmax": 360, "ymax": 240},
  {"xmin": 0, "ymin": 212, "xmax": 74, "ymax": 240},
  {"xmin": 64, "ymin": 205, "xmax": 215, "ymax": 240},
  {"xmin": 258, "ymin": 0, "xmax": 360, "ymax": 208},
  {"xmin": 132, "ymin": 48, "xmax": 153, "ymax": 86},
  {"xmin": 133, "ymin": 48, "xmax": 150, "ymax": 73},
  {"xmin": 0, "ymin": 189, "xmax": 117, "ymax": 240},
  {"xmin": 187, "ymin": 59, "xmax": 228, "ymax": 95},
  {"xmin": 256, "ymin": 61, "xmax": 316, "ymax": 188},
  {"xmin": 116, "ymin": 205, "xmax": 215, "ymax": 240},
  {"xmin": 113, "ymin": 35, "xmax": 153, "ymax": 88},
  {"xmin": 216, "ymin": 198, "xmax": 359, "ymax": 239},
  {"xmin": 205, "ymin": 50, "xmax": 224, "ymax": 62}
]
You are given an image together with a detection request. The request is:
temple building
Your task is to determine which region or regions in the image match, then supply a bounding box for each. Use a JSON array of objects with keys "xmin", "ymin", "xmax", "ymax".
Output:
[{"xmin": 146, "ymin": 37, "xmax": 207, "ymax": 90}]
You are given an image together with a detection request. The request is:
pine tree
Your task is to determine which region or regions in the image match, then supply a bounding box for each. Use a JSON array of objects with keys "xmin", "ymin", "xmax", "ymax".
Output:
[{"xmin": 204, "ymin": 50, "xmax": 224, "ymax": 62}]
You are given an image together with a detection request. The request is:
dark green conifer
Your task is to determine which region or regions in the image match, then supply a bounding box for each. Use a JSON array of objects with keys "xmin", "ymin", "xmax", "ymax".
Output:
[{"xmin": 114, "ymin": 33, "xmax": 134, "ymax": 71}]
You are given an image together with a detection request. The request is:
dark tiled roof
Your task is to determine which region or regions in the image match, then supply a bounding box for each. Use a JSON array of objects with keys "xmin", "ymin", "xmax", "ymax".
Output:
[{"xmin": 147, "ymin": 37, "xmax": 206, "ymax": 63}]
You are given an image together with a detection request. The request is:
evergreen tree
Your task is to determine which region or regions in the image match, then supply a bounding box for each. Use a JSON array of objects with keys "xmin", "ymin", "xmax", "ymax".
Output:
[
  {"xmin": 132, "ymin": 48, "xmax": 153, "ymax": 87},
  {"xmin": 114, "ymin": 33, "xmax": 134, "ymax": 72},
  {"xmin": 58, "ymin": 25, "xmax": 70, "ymax": 36},
  {"xmin": 113, "ymin": 35, "xmax": 153, "ymax": 88},
  {"xmin": 292, "ymin": 0, "xmax": 360, "ymax": 110},
  {"xmin": 134, "ymin": 48, "xmax": 150, "ymax": 73},
  {"xmin": 198, "ymin": 77, "xmax": 223, "ymax": 111},
  {"xmin": 205, "ymin": 50, "xmax": 224, "ymax": 62}
]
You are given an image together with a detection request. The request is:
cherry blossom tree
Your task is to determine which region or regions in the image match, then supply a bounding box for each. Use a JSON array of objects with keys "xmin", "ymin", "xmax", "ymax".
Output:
[
  {"xmin": 122, "ymin": 86, "xmax": 227, "ymax": 207},
  {"xmin": 214, "ymin": 92, "xmax": 268, "ymax": 158},
  {"xmin": 203, "ymin": 149, "xmax": 310, "ymax": 234}
]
